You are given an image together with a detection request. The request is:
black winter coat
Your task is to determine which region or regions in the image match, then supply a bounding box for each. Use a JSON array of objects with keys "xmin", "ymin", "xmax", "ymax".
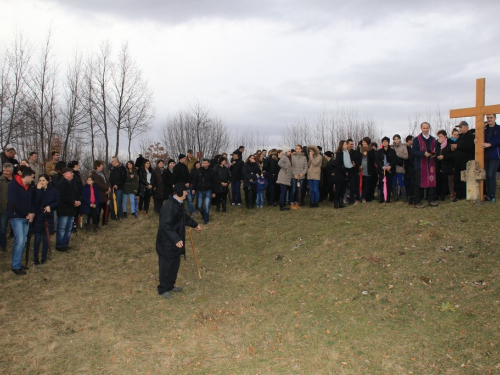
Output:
[
  {"xmin": 72, "ymin": 170, "xmax": 83, "ymax": 199},
  {"xmin": 356, "ymin": 149, "xmax": 376, "ymax": 177},
  {"xmin": 138, "ymin": 167, "xmax": 155, "ymax": 197},
  {"xmin": 156, "ymin": 197, "xmax": 198, "ymax": 258},
  {"xmin": 173, "ymin": 162, "xmax": 191, "ymax": 185},
  {"xmin": 32, "ymin": 186, "xmax": 59, "ymax": 234},
  {"xmin": 243, "ymin": 162, "xmax": 260, "ymax": 188},
  {"xmin": 213, "ymin": 165, "xmax": 231, "ymax": 194},
  {"xmin": 375, "ymin": 147, "xmax": 397, "ymax": 174},
  {"xmin": 438, "ymin": 140, "xmax": 454, "ymax": 175},
  {"xmin": 56, "ymin": 178, "xmax": 78, "ymax": 217},
  {"xmin": 152, "ymin": 167, "xmax": 165, "ymax": 200},
  {"xmin": 109, "ymin": 164, "xmax": 127, "ymax": 190},
  {"xmin": 454, "ymin": 130, "xmax": 475, "ymax": 162},
  {"xmin": 263, "ymin": 155, "xmax": 280, "ymax": 181},
  {"xmin": 193, "ymin": 167, "xmax": 216, "ymax": 191},
  {"xmin": 163, "ymin": 168, "xmax": 175, "ymax": 198},
  {"xmin": 81, "ymin": 184, "xmax": 101, "ymax": 215},
  {"xmin": 8, "ymin": 176, "xmax": 35, "ymax": 219},
  {"xmin": 229, "ymin": 159, "xmax": 244, "ymax": 181},
  {"xmin": 333, "ymin": 151, "xmax": 348, "ymax": 182}
]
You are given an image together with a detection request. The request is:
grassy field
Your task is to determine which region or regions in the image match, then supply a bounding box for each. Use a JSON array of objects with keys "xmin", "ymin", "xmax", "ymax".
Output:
[{"xmin": 1, "ymin": 199, "xmax": 499, "ymax": 374}]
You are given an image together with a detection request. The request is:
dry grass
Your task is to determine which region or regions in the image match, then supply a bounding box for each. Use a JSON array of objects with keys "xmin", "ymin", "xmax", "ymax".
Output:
[{"xmin": 1, "ymin": 199, "xmax": 500, "ymax": 374}]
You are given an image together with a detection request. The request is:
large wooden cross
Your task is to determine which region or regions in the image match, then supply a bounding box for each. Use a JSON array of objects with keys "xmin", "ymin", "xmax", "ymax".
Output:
[{"xmin": 450, "ymin": 78, "xmax": 500, "ymax": 199}]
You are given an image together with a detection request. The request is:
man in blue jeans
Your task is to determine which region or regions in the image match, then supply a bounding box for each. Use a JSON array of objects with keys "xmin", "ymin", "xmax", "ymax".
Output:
[
  {"xmin": 55, "ymin": 167, "xmax": 81, "ymax": 251},
  {"xmin": 0, "ymin": 163, "xmax": 14, "ymax": 252},
  {"xmin": 8, "ymin": 167, "xmax": 35, "ymax": 275},
  {"xmin": 192, "ymin": 159, "xmax": 215, "ymax": 224}
]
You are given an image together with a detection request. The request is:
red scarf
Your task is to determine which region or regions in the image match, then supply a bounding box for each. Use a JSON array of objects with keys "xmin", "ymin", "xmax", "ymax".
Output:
[{"xmin": 417, "ymin": 134, "xmax": 436, "ymax": 188}]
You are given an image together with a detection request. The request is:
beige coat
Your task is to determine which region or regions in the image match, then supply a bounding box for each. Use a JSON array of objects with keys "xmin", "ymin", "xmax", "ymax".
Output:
[
  {"xmin": 277, "ymin": 155, "xmax": 292, "ymax": 186},
  {"xmin": 291, "ymin": 153, "xmax": 308, "ymax": 179},
  {"xmin": 393, "ymin": 143, "xmax": 408, "ymax": 174},
  {"xmin": 306, "ymin": 145, "xmax": 322, "ymax": 180}
]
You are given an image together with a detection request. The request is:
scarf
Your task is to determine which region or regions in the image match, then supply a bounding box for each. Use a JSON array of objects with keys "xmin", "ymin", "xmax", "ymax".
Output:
[
  {"xmin": 417, "ymin": 134, "xmax": 436, "ymax": 188},
  {"xmin": 343, "ymin": 150, "xmax": 353, "ymax": 168},
  {"xmin": 440, "ymin": 137, "xmax": 448, "ymax": 150},
  {"xmin": 96, "ymin": 170, "xmax": 107, "ymax": 184}
]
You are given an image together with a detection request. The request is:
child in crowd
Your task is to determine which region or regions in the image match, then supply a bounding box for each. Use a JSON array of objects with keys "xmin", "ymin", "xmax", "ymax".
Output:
[
  {"xmin": 256, "ymin": 172, "xmax": 268, "ymax": 208},
  {"xmin": 81, "ymin": 175, "xmax": 101, "ymax": 232}
]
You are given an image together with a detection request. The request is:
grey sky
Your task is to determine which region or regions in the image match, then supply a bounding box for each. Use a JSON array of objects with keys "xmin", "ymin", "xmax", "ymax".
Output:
[{"xmin": 1, "ymin": 0, "xmax": 500, "ymax": 148}]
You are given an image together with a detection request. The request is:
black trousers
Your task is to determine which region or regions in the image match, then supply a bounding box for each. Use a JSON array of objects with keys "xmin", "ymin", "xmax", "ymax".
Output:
[
  {"xmin": 453, "ymin": 160, "xmax": 468, "ymax": 199},
  {"xmin": 414, "ymin": 170, "xmax": 436, "ymax": 204},
  {"xmin": 153, "ymin": 198, "xmax": 165, "ymax": 214},
  {"xmin": 98, "ymin": 202, "xmax": 109, "ymax": 225},
  {"xmin": 157, "ymin": 255, "xmax": 181, "ymax": 295},
  {"xmin": 139, "ymin": 189, "xmax": 152, "ymax": 212}
]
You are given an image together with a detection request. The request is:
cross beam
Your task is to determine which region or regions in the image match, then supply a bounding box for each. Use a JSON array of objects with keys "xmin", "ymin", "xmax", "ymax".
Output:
[{"xmin": 450, "ymin": 78, "xmax": 500, "ymax": 200}]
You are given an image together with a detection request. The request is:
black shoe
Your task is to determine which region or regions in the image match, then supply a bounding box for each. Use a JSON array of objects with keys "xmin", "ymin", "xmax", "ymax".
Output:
[
  {"xmin": 65, "ymin": 246, "xmax": 73, "ymax": 250},
  {"xmin": 41, "ymin": 259, "xmax": 47, "ymax": 265},
  {"xmin": 56, "ymin": 247, "xmax": 68, "ymax": 252},
  {"xmin": 33, "ymin": 258, "xmax": 40, "ymax": 265},
  {"xmin": 12, "ymin": 268, "xmax": 26, "ymax": 275}
]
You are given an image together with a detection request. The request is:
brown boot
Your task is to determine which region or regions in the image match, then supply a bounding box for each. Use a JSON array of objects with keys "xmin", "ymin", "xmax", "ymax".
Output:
[{"xmin": 290, "ymin": 203, "xmax": 298, "ymax": 210}]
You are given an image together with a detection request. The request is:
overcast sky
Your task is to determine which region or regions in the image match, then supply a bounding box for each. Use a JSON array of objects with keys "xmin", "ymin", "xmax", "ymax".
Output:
[{"xmin": 1, "ymin": 0, "xmax": 500, "ymax": 147}]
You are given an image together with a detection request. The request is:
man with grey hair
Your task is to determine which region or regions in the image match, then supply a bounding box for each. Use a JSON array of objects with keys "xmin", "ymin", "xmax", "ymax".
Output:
[{"xmin": 0, "ymin": 163, "xmax": 14, "ymax": 251}]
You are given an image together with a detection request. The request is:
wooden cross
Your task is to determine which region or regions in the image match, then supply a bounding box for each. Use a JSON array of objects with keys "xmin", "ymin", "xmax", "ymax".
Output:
[{"xmin": 450, "ymin": 78, "xmax": 500, "ymax": 200}]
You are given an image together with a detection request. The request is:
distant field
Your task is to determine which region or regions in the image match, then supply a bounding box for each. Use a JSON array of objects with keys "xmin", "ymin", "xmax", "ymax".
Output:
[{"xmin": 1, "ymin": 199, "xmax": 499, "ymax": 374}]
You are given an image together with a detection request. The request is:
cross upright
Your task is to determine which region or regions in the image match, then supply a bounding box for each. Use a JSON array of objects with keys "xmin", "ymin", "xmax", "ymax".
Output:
[{"xmin": 450, "ymin": 78, "xmax": 500, "ymax": 199}]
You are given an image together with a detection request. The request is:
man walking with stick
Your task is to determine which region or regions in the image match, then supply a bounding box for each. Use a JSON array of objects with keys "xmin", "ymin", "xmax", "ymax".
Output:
[{"xmin": 156, "ymin": 183, "xmax": 201, "ymax": 299}]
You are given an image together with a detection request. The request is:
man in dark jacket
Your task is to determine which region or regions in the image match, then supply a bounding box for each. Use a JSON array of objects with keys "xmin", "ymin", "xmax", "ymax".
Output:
[
  {"xmin": 347, "ymin": 139, "xmax": 361, "ymax": 204},
  {"xmin": 451, "ymin": 121, "xmax": 475, "ymax": 200},
  {"xmin": 156, "ymin": 183, "xmax": 200, "ymax": 299},
  {"xmin": 109, "ymin": 156, "xmax": 127, "ymax": 219},
  {"xmin": 55, "ymin": 168, "xmax": 81, "ymax": 251},
  {"xmin": 173, "ymin": 154, "xmax": 195, "ymax": 215},
  {"xmin": 192, "ymin": 159, "xmax": 216, "ymax": 224},
  {"xmin": 229, "ymin": 152, "xmax": 244, "ymax": 205},
  {"xmin": 0, "ymin": 163, "xmax": 14, "ymax": 251},
  {"xmin": 8, "ymin": 167, "xmax": 35, "ymax": 275}
]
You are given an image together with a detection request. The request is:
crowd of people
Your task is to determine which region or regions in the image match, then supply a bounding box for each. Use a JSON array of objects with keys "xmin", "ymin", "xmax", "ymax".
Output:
[{"xmin": 1, "ymin": 116, "xmax": 499, "ymax": 276}]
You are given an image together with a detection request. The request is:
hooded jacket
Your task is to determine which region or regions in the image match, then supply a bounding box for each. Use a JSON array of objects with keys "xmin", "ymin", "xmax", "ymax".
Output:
[
  {"xmin": 306, "ymin": 145, "xmax": 322, "ymax": 180},
  {"xmin": 277, "ymin": 155, "xmax": 292, "ymax": 186},
  {"xmin": 8, "ymin": 175, "xmax": 34, "ymax": 219},
  {"xmin": 291, "ymin": 152, "xmax": 308, "ymax": 179}
]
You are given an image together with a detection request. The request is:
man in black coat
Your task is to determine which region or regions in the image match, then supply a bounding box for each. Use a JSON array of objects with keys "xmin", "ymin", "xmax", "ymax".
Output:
[
  {"xmin": 109, "ymin": 156, "xmax": 127, "ymax": 219},
  {"xmin": 156, "ymin": 183, "xmax": 201, "ymax": 299},
  {"xmin": 451, "ymin": 121, "xmax": 475, "ymax": 200},
  {"xmin": 173, "ymin": 154, "xmax": 195, "ymax": 215},
  {"xmin": 229, "ymin": 152, "xmax": 244, "ymax": 205},
  {"xmin": 55, "ymin": 167, "xmax": 81, "ymax": 251}
]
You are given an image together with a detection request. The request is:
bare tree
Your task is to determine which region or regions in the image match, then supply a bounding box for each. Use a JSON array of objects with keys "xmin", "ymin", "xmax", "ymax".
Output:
[
  {"xmin": 162, "ymin": 100, "xmax": 230, "ymax": 159},
  {"xmin": 24, "ymin": 29, "xmax": 60, "ymax": 163},
  {"xmin": 90, "ymin": 40, "xmax": 113, "ymax": 164},
  {"xmin": 60, "ymin": 50, "xmax": 86, "ymax": 160},
  {"xmin": 0, "ymin": 30, "xmax": 32, "ymax": 150}
]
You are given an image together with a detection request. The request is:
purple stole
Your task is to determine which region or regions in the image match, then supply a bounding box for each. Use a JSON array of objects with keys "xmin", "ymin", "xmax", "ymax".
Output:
[{"xmin": 417, "ymin": 134, "xmax": 436, "ymax": 188}]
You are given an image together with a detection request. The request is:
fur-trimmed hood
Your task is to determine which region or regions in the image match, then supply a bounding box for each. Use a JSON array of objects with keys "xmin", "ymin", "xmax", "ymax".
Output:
[{"xmin": 307, "ymin": 145, "xmax": 320, "ymax": 157}]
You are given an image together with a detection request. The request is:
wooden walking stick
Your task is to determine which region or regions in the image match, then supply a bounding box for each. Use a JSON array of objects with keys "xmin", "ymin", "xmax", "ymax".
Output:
[{"xmin": 188, "ymin": 228, "xmax": 202, "ymax": 280}]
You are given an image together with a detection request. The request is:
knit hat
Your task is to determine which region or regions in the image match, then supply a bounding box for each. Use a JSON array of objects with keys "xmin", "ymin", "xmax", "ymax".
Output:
[
  {"xmin": 178, "ymin": 154, "xmax": 186, "ymax": 161},
  {"xmin": 168, "ymin": 159, "xmax": 175, "ymax": 165},
  {"xmin": 282, "ymin": 146, "xmax": 291, "ymax": 153}
]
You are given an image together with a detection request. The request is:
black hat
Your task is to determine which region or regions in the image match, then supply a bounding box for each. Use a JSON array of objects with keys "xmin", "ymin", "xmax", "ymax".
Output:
[
  {"xmin": 382, "ymin": 136, "xmax": 391, "ymax": 143},
  {"xmin": 174, "ymin": 183, "xmax": 187, "ymax": 197},
  {"xmin": 178, "ymin": 153, "xmax": 186, "ymax": 160},
  {"xmin": 168, "ymin": 159, "xmax": 175, "ymax": 165}
]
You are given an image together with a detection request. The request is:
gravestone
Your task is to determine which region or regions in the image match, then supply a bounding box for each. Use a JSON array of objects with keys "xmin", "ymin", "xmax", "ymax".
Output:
[{"xmin": 461, "ymin": 160, "xmax": 485, "ymax": 201}]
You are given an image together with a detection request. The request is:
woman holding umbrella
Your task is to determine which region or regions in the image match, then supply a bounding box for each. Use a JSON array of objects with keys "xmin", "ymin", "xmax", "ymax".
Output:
[
  {"xmin": 32, "ymin": 174, "xmax": 59, "ymax": 265},
  {"xmin": 375, "ymin": 137, "xmax": 397, "ymax": 203}
]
